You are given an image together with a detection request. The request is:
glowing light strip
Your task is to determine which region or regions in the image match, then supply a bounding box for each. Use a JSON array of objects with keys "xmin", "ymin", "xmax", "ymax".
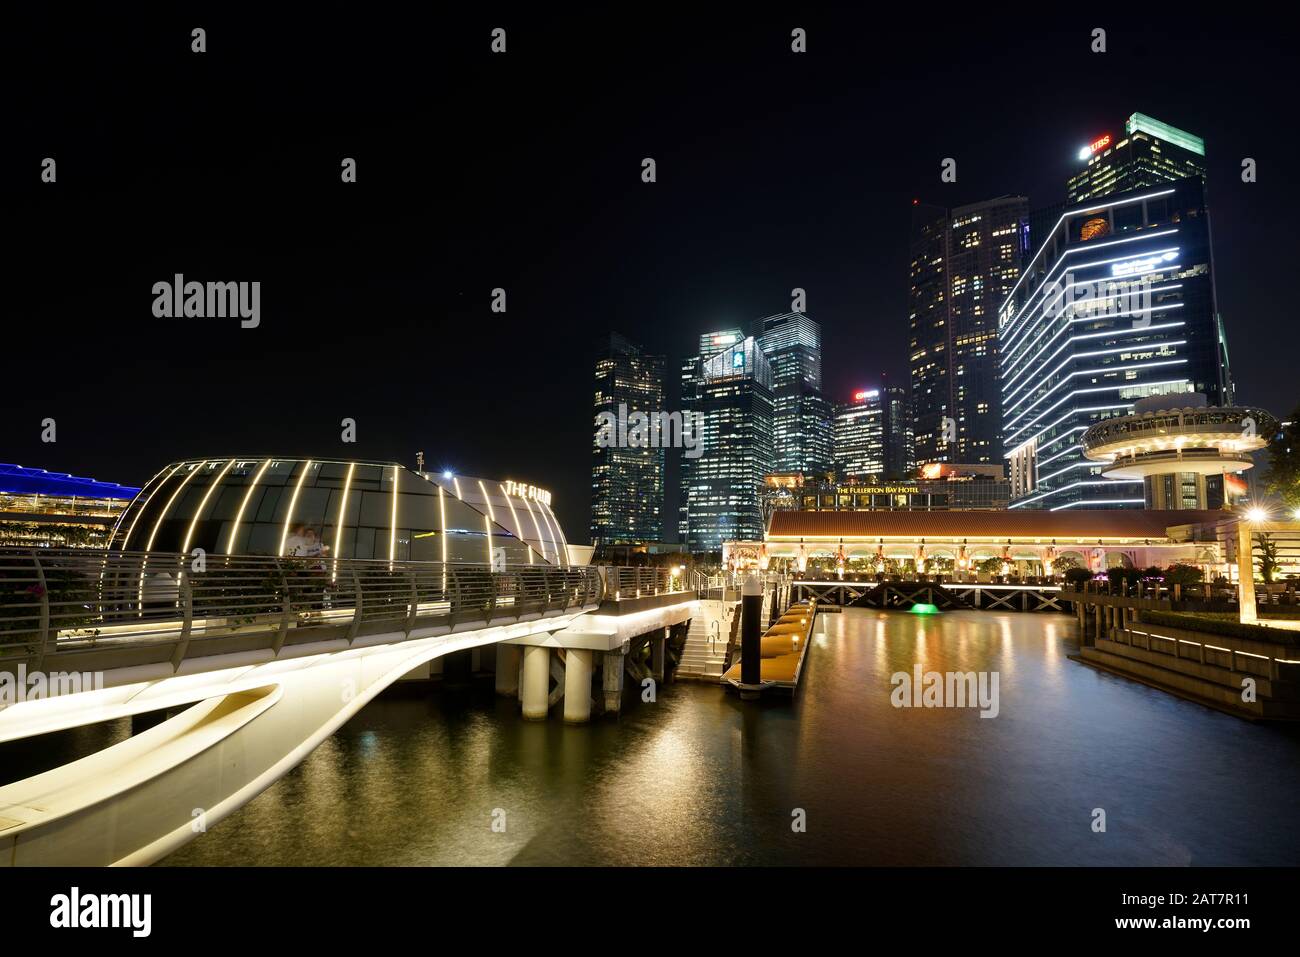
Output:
[
  {"xmin": 277, "ymin": 460, "xmax": 313, "ymax": 556},
  {"xmin": 1036, "ymin": 460, "xmax": 1101, "ymax": 486},
  {"xmin": 520, "ymin": 495, "xmax": 549, "ymax": 563},
  {"xmin": 452, "ymin": 476, "xmax": 463, "ymax": 500},
  {"xmin": 1004, "ymin": 340, "xmax": 1188, "ymax": 422},
  {"xmin": 182, "ymin": 459, "xmax": 235, "ymax": 555},
  {"xmin": 1002, "ymin": 237, "xmax": 1181, "ymax": 357},
  {"xmin": 1049, "ymin": 498, "xmax": 1146, "ymax": 511},
  {"xmin": 476, "ymin": 479, "xmax": 497, "ymax": 521},
  {"xmin": 331, "ymin": 462, "xmax": 355, "ymax": 581},
  {"xmin": 539, "ymin": 499, "xmax": 570, "ymax": 568},
  {"xmin": 1004, "ymin": 406, "xmax": 1134, "ymax": 460},
  {"xmin": 1003, "ymin": 300, "xmax": 1185, "ymax": 400},
  {"xmin": 534, "ymin": 499, "xmax": 563, "ymax": 567},
  {"xmin": 499, "ymin": 483, "xmax": 534, "ymax": 565},
  {"xmin": 389, "ymin": 465, "xmax": 400, "ymax": 566},
  {"xmin": 1005, "ymin": 364, "xmax": 1188, "ymax": 445},
  {"xmin": 146, "ymin": 461, "xmax": 207, "ymax": 551},
  {"xmin": 226, "ymin": 458, "xmax": 273, "ymax": 554},
  {"xmin": 438, "ymin": 485, "xmax": 448, "ymax": 564},
  {"xmin": 1009, "ymin": 479, "xmax": 1143, "ymax": 509},
  {"xmin": 1003, "ymin": 269, "xmax": 1183, "ymax": 378},
  {"xmin": 1037, "ymin": 444, "xmax": 1083, "ymax": 468},
  {"xmin": 1000, "ymin": 190, "xmax": 1176, "ymax": 322},
  {"xmin": 119, "ymin": 463, "xmax": 183, "ymax": 551},
  {"xmin": 484, "ymin": 513, "xmax": 493, "ymax": 566}
]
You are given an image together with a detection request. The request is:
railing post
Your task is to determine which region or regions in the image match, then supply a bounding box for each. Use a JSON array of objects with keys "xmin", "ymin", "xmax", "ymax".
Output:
[
  {"xmin": 31, "ymin": 551, "xmax": 51, "ymax": 672},
  {"xmin": 404, "ymin": 568, "xmax": 419, "ymax": 637},
  {"xmin": 346, "ymin": 564, "xmax": 364, "ymax": 645},
  {"xmin": 170, "ymin": 564, "xmax": 194, "ymax": 671},
  {"xmin": 272, "ymin": 559, "xmax": 293, "ymax": 656}
]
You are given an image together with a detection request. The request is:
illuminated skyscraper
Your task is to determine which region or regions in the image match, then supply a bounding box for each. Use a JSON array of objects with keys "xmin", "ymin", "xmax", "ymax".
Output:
[
  {"xmin": 752, "ymin": 312, "xmax": 833, "ymax": 476},
  {"xmin": 834, "ymin": 389, "xmax": 884, "ymax": 479},
  {"xmin": 908, "ymin": 196, "xmax": 1029, "ymax": 470},
  {"xmin": 590, "ymin": 333, "xmax": 665, "ymax": 545},
  {"xmin": 1001, "ymin": 178, "xmax": 1232, "ymax": 510},
  {"xmin": 1067, "ymin": 112, "xmax": 1207, "ymax": 204},
  {"xmin": 681, "ymin": 337, "xmax": 774, "ymax": 551}
]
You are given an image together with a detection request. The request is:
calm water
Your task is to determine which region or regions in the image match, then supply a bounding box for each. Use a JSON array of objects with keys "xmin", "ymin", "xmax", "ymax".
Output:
[{"xmin": 11, "ymin": 609, "xmax": 1300, "ymax": 865}]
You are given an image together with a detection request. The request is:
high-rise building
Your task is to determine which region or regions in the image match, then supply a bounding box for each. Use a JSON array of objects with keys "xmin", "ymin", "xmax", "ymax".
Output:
[
  {"xmin": 882, "ymin": 383, "xmax": 916, "ymax": 480},
  {"xmin": 681, "ymin": 336, "xmax": 774, "ymax": 551},
  {"xmin": 1000, "ymin": 177, "xmax": 1232, "ymax": 510},
  {"xmin": 677, "ymin": 328, "xmax": 744, "ymax": 540},
  {"xmin": 834, "ymin": 388, "xmax": 884, "ymax": 479},
  {"xmin": 908, "ymin": 196, "xmax": 1029, "ymax": 470},
  {"xmin": 590, "ymin": 333, "xmax": 665, "ymax": 546},
  {"xmin": 752, "ymin": 312, "xmax": 833, "ymax": 476},
  {"xmin": 835, "ymin": 382, "xmax": 916, "ymax": 481},
  {"xmin": 1067, "ymin": 112, "xmax": 1207, "ymax": 205}
]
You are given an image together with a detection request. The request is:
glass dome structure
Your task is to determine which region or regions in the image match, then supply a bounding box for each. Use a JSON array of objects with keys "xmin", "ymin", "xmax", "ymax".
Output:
[{"xmin": 108, "ymin": 458, "xmax": 568, "ymax": 566}]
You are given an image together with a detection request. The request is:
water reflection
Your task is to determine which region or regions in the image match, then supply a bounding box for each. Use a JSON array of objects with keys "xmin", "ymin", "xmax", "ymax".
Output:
[{"xmin": 17, "ymin": 608, "xmax": 1293, "ymax": 866}]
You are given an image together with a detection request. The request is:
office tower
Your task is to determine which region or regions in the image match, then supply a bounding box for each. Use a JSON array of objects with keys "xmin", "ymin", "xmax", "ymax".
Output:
[
  {"xmin": 681, "ymin": 337, "xmax": 774, "ymax": 551},
  {"xmin": 882, "ymin": 383, "xmax": 916, "ymax": 480},
  {"xmin": 1067, "ymin": 112, "xmax": 1207, "ymax": 204},
  {"xmin": 834, "ymin": 388, "xmax": 885, "ymax": 479},
  {"xmin": 590, "ymin": 333, "xmax": 665, "ymax": 545},
  {"xmin": 752, "ymin": 312, "xmax": 833, "ymax": 476},
  {"xmin": 677, "ymin": 328, "xmax": 744, "ymax": 540},
  {"xmin": 1000, "ymin": 177, "xmax": 1232, "ymax": 510},
  {"xmin": 908, "ymin": 196, "xmax": 1029, "ymax": 469}
]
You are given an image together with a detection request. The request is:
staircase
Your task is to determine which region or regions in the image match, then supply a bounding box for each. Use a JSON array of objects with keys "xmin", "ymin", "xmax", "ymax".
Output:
[{"xmin": 676, "ymin": 600, "xmax": 735, "ymax": 680}]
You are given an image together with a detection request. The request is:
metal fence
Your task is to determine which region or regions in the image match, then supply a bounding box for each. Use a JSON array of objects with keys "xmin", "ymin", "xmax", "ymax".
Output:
[
  {"xmin": 0, "ymin": 547, "xmax": 603, "ymax": 672},
  {"xmin": 604, "ymin": 565, "xmax": 678, "ymax": 598}
]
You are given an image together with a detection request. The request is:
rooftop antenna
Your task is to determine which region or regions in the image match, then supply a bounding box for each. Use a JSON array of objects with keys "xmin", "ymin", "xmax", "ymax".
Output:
[{"xmin": 416, "ymin": 451, "xmax": 425, "ymax": 473}]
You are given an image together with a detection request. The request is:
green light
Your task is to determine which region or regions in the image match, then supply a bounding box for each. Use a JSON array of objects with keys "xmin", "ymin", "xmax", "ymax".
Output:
[
  {"xmin": 1125, "ymin": 112, "xmax": 1205, "ymax": 156},
  {"xmin": 909, "ymin": 603, "xmax": 940, "ymax": 615}
]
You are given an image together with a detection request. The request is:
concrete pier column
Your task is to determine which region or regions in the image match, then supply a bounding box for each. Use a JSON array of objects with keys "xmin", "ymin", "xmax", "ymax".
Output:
[
  {"xmin": 521, "ymin": 646, "xmax": 551, "ymax": 720},
  {"xmin": 563, "ymin": 649, "xmax": 594, "ymax": 724},
  {"xmin": 603, "ymin": 642, "xmax": 627, "ymax": 714},
  {"xmin": 651, "ymin": 631, "xmax": 666, "ymax": 682},
  {"xmin": 1237, "ymin": 520, "xmax": 1257, "ymax": 624},
  {"xmin": 1094, "ymin": 604, "xmax": 1103, "ymax": 641},
  {"xmin": 495, "ymin": 644, "xmax": 520, "ymax": 697}
]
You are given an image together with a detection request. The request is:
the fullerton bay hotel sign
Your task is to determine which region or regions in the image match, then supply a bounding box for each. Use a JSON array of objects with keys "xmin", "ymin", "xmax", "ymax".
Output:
[{"xmin": 842, "ymin": 485, "xmax": 923, "ymax": 496}]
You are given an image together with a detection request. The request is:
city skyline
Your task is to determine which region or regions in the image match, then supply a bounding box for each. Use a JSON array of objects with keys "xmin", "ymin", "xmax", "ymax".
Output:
[{"xmin": 7, "ymin": 13, "xmax": 1297, "ymax": 546}]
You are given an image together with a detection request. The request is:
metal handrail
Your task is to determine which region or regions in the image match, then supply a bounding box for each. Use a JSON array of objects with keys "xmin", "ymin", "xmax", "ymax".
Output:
[{"xmin": 0, "ymin": 547, "xmax": 604, "ymax": 672}]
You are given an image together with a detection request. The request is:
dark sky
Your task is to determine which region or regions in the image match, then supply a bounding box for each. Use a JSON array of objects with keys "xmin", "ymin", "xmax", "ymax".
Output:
[{"xmin": 6, "ymin": 9, "xmax": 1297, "ymax": 542}]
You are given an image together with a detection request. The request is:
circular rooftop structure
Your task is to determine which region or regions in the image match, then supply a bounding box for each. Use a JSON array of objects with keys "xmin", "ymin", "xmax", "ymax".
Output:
[{"xmin": 1082, "ymin": 401, "xmax": 1275, "ymax": 480}]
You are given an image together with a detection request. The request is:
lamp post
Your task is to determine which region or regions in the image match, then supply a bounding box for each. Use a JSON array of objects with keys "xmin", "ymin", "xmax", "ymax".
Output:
[{"xmin": 1237, "ymin": 507, "xmax": 1267, "ymax": 625}]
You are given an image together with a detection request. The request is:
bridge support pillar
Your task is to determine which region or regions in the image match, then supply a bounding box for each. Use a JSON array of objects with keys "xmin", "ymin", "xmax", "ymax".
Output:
[
  {"xmin": 603, "ymin": 644, "xmax": 627, "ymax": 715},
  {"xmin": 563, "ymin": 649, "xmax": 594, "ymax": 724},
  {"xmin": 495, "ymin": 645, "xmax": 520, "ymax": 697},
  {"xmin": 651, "ymin": 631, "xmax": 666, "ymax": 682},
  {"xmin": 521, "ymin": 646, "xmax": 551, "ymax": 720}
]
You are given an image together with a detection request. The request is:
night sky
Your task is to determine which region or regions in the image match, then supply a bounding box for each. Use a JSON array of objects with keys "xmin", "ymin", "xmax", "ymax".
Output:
[{"xmin": 6, "ymin": 9, "xmax": 1297, "ymax": 542}]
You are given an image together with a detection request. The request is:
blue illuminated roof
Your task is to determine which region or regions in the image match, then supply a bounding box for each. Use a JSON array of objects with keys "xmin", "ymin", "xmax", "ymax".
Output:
[{"xmin": 0, "ymin": 464, "xmax": 140, "ymax": 500}]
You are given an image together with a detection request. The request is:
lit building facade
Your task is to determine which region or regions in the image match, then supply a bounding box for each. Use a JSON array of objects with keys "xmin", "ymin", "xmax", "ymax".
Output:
[
  {"xmin": 1081, "ymin": 394, "xmax": 1274, "ymax": 509},
  {"xmin": 590, "ymin": 332, "xmax": 665, "ymax": 546},
  {"xmin": 752, "ymin": 312, "xmax": 833, "ymax": 476},
  {"xmin": 681, "ymin": 337, "xmax": 774, "ymax": 552},
  {"xmin": 908, "ymin": 196, "xmax": 1029, "ymax": 468},
  {"xmin": 1001, "ymin": 177, "xmax": 1233, "ymax": 510},
  {"xmin": 883, "ymin": 384, "xmax": 916, "ymax": 480},
  {"xmin": 110, "ymin": 458, "xmax": 568, "ymax": 566},
  {"xmin": 1067, "ymin": 112, "xmax": 1207, "ymax": 205},
  {"xmin": 834, "ymin": 389, "xmax": 885, "ymax": 479},
  {"xmin": 0, "ymin": 463, "xmax": 139, "ymax": 548},
  {"xmin": 678, "ymin": 327, "xmax": 744, "ymax": 540}
]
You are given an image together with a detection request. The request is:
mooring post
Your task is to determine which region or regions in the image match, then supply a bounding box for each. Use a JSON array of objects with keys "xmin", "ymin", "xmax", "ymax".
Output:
[{"xmin": 739, "ymin": 572, "xmax": 763, "ymax": 700}]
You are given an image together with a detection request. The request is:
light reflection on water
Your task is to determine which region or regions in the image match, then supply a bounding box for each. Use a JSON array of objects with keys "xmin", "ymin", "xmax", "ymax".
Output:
[{"xmin": 103, "ymin": 608, "xmax": 1300, "ymax": 865}]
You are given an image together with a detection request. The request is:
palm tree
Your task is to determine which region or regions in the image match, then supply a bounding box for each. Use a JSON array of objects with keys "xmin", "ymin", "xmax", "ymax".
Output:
[{"xmin": 1255, "ymin": 532, "xmax": 1280, "ymax": 584}]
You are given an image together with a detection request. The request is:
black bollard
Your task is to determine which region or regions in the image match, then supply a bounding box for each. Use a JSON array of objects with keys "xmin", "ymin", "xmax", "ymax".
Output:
[{"xmin": 740, "ymin": 573, "xmax": 763, "ymax": 697}]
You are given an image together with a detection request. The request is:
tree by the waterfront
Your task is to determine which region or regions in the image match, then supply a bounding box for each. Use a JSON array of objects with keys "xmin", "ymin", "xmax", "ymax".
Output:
[{"xmin": 1263, "ymin": 403, "xmax": 1300, "ymax": 509}]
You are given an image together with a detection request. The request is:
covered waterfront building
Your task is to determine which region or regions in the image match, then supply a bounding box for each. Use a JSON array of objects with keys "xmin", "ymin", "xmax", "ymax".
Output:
[
  {"xmin": 738, "ymin": 508, "xmax": 1237, "ymax": 580},
  {"xmin": 107, "ymin": 457, "xmax": 570, "ymax": 566},
  {"xmin": 0, "ymin": 463, "xmax": 139, "ymax": 548}
]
